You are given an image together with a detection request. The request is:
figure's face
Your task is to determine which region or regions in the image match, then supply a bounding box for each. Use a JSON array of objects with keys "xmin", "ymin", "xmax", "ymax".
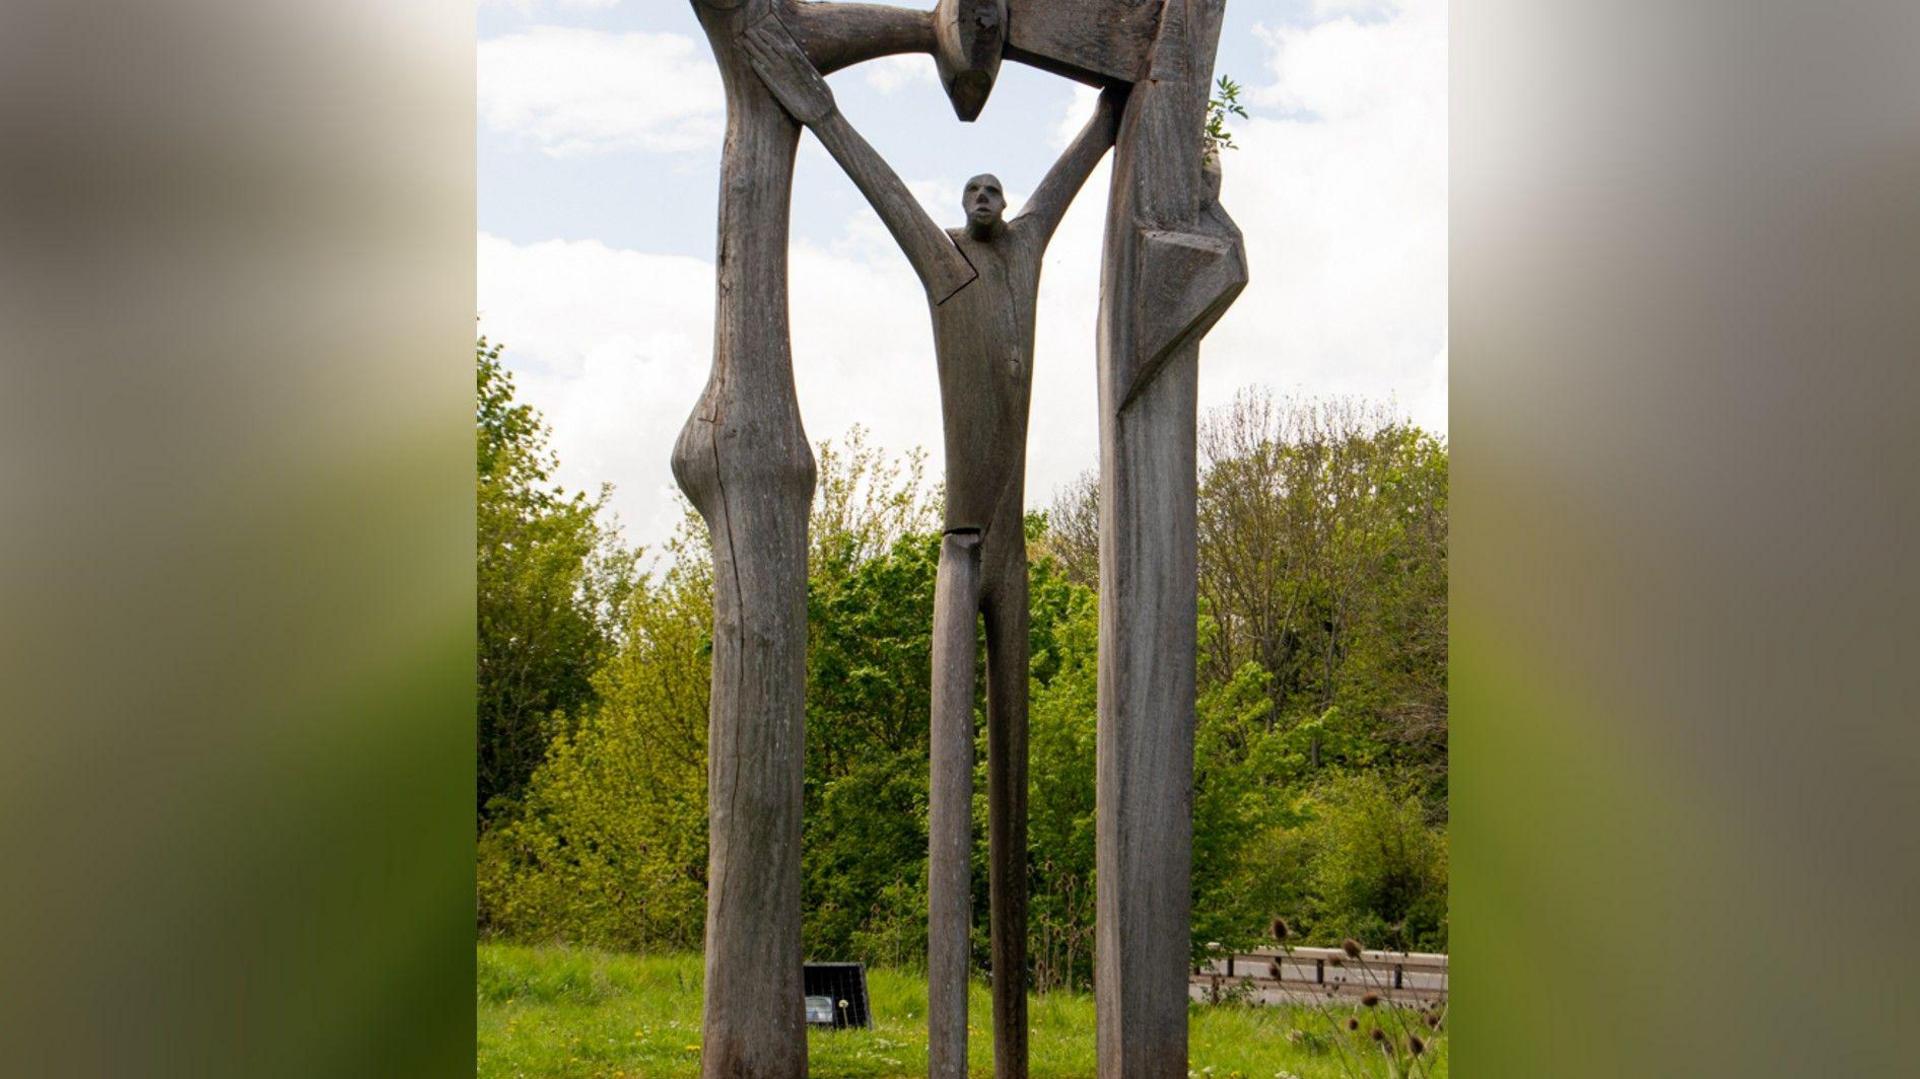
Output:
[{"xmin": 963, "ymin": 174, "xmax": 1006, "ymax": 229}]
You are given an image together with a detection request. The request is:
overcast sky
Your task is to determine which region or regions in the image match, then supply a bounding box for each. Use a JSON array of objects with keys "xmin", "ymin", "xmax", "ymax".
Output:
[{"xmin": 478, "ymin": 0, "xmax": 1446, "ymax": 551}]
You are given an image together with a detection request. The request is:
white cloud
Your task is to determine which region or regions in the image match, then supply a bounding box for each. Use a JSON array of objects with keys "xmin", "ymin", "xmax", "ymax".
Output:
[
  {"xmin": 477, "ymin": 233, "xmax": 716, "ymax": 545},
  {"xmin": 477, "ymin": 0, "xmax": 1446, "ymax": 548},
  {"xmin": 479, "ymin": 224, "xmax": 947, "ymax": 550},
  {"xmin": 1309, "ymin": 0, "xmax": 1401, "ymax": 17},
  {"xmin": 482, "ymin": 0, "xmax": 622, "ymax": 13},
  {"xmin": 1203, "ymin": 0, "xmax": 1447, "ymax": 433},
  {"xmin": 478, "ymin": 28, "xmax": 722, "ymax": 156},
  {"xmin": 862, "ymin": 54, "xmax": 929, "ymax": 95},
  {"xmin": 1051, "ymin": 84, "xmax": 1103, "ymax": 149}
]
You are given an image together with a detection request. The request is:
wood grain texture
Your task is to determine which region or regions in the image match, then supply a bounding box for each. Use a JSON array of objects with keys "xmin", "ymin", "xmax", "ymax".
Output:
[
  {"xmin": 762, "ymin": 55, "xmax": 1113, "ymax": 1079},
  {"xmin": 933, "ymin": 0, "xmax": 1007, "ymax": 120},
  {"xmin": 671, "ymin": 2, "xmax": 945, "ymax": 1076},
  {"xmin": 1123, "ymin": 207, "xmax": 1246, "ymax": 409},
  {"xmin": 787, "ymin": 1, "xmax": 937, "ymax": 75},
  {"xmin": 1091, "ymin": 1, "xmax": 1242, "ymax": 1076},
  {"xmin": 677, "ymin": 4, "xmax": 814, "ymax": 1075},
  {"xmin": 743, "ymin": 10, "xmax": 979, "ymax": 304},
  {"xmin": 927, "ymin": 531, "xmax": 981, "ymax": 1079},
  {"xmin": 1004, "ymin": 0, "xmax": 1163, "ymax": 85},
  {"xmin": 980, "ymin": 536, "xmax": 1031, "ymax": 1079}
]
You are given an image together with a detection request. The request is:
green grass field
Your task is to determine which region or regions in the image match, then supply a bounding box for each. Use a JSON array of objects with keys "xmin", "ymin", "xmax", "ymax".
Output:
[{"xmin": 479, "ymin": 944, "xmax": 1446, "ymax": 1078}]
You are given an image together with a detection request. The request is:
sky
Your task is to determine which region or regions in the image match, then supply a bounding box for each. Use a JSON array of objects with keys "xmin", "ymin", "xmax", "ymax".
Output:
[{"xmin": 478, "ymin": 0, "xmax": 1446, "ymax": 552}]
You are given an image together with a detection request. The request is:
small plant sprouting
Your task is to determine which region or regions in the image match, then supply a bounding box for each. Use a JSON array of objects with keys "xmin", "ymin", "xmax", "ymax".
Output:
[
  {"xmin": 1276, "ymin": 935, "xmax": 1448, "ymax": 1079},
  {"xmin": 1204, "ymin": 74, "xmax": 1249, "ymax": 158}
]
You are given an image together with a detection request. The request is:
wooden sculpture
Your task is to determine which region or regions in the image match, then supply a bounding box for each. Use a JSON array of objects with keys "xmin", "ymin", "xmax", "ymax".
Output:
[
  {"xmin": 746, "ymin": 21, "xmax": 1119, "ymax": 1075},
  {"xmin": 676, "ymin": 3, "xmax": 1242, "ymax": 1076}
]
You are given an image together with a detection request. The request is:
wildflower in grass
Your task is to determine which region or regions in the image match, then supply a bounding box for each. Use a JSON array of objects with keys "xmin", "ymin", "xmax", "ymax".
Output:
[
  {"xmin": 1361, "ymin": 993, "xmax": 1380, "ymax": 1008},
  {"xmin": 1409, "ymin": 1034, "xmax": 1426, "ymax": 1056},
  {"xmin": 1347, "ymin": 1017, "xmax": 1360, "ymax": 1031},
  {"xmin": 1370, "ymin": 1027, "xmax": 1386, "ymax": 1043}
]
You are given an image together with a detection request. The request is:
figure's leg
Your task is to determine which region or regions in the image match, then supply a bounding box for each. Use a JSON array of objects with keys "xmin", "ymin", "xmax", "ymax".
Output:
[
  {"xmin": 929, "ymin": 530, "xmax": 983, "ymax": 1079},
  {"xmin": 983, "ymin": 539, "xmax": 1031, "ymax": 1079}
]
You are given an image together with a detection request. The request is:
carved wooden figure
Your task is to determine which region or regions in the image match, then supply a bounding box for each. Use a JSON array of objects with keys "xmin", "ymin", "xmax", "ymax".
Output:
[{"xmin": 746, "ymin": 22, "xmax": 1120, "ymax": 1078}]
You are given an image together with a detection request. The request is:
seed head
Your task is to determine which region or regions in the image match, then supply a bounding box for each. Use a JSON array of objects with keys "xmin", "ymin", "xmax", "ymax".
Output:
[
  {"xmin": 1370, "ymin": 1027, "xmax": 1386, "ymax": 1043},
  {"xmin": 1270, "ymin": 917, "xmax": 1291, "ymax": 941},
  {"xmin": 1361, "ymin": 993, "xmax": 1380, "ymax": 1008},
  {"xmin": 1346, "ymin": 1017, "xmax": 1359, "ymax": 1031},
  {"xmin": 1409, "ymin": 1035, "xmax": 1426, "ymax": 1056},
  {"xmin": 1342, "ymin": 938, "xmax": 1363, "ymax": 959},
  {"xmin": 1268, "ymin": 959, "xmax": 1283, "ymax": 980}
]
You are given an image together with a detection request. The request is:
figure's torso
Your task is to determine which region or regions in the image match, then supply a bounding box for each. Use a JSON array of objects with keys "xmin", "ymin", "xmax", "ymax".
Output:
[{"xmin": 932, "ymin": 223, "xmax": 1042, "ymax": 533}]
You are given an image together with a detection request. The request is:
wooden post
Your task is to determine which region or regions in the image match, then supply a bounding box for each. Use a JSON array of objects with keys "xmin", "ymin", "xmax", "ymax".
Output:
[
  {"xmin": 932, "ymin": 0, "xmax": 1007, "ymax": 120},
  {"xmin": 1092, "ymin": 2, "xmax": 1245, "ymax": 1077},
  {"xmin": 927, "ymin": 531, "xmax": 982, "ymax": 1079},
  {"xmin": 676, "ymin": 4, "xmax": 934, "ymax": 1077}
]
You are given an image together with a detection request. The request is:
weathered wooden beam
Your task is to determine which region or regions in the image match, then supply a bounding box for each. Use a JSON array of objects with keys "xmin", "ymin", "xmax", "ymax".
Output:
[
  {"xmin": 1003, "ymin": 0, "xmax": 1163, "ymax": 85},
  {"xmin": 787, "ymin": 1, "xmax": 937, "ymax": 76},
  {"xmin": 933, "ymin": 0, "xmax": 1007, "ymax": 119},
  {"xmin": 1121, "ymin": 203, "xmax": 1246, "ymax": 409},
  {"xmin": 677, "ymin": 5, "xmax": 813, "ymax": 1078},
  {"xmin": 742, "ymin": 10, "xmax": 978, "ymax": 302},
  {"xmin": 1092, "ymin": 1, "xmax": 1241, "ymax": 1076},
  {"xmin": 677, "ymin": 2, "xmax": 969, "ymax": 1076},
  {"xmin": 927, "ymin": 531, "xmax": 982, "ymax": 1079}
]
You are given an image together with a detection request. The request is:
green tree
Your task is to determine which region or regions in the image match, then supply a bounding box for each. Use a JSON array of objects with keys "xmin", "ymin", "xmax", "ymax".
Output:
[
  {"xmin": 477, "ymin": 516, "xmax": 711, "ymax": 949},
  {"xmin": 1195, "ymin": 391, "xmax": 1448, "ymax": 806},
  {"xmin": 1024, "ymin": 581, "xmax": 1098, "ymax": 991},
  {"xmin": 478, "ymin": 390, "xmax": 1450, "ymax": 972},
  {"xmin": 1263, "ymin": 772, "xmax": 1450, "ymax": 953},
  {"xmin": 476, "ymin": 337, "xmax": 634, "ymax": 827}
]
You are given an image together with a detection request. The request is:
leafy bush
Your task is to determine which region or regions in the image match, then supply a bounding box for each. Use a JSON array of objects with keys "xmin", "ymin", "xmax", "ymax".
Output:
[
  {"xmin": 475, "ymin": 387, "xmax": 1451, "ymax": 981},
  {"xmin": 1261, "ymin": 772, "xmax": 1448, "ymax": 953}
]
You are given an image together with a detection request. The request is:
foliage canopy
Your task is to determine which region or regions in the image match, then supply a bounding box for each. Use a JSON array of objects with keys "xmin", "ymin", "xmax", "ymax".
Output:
[{"xmin": 476, "ymin": 343, "xmax": 1449, "ymax": 979}]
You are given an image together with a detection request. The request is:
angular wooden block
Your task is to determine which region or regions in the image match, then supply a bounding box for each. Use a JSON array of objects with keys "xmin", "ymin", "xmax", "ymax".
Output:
[
  {"xmin": 1120, "ymin": 215, "xmax": 1248, "ymax": 407},
  {"xmin": 934, "ymin": 0, "xmax": 1007, "ymax": 120},
  {"xmin": 1005, "ymin": 0, "xmax": 1162, "ymax": 84}
]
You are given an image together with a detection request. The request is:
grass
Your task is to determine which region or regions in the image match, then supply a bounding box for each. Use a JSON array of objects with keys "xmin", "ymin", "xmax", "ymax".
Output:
[{"xmin": 478, "ymin": 943, "xmax": 1447, "ymax": 1078}]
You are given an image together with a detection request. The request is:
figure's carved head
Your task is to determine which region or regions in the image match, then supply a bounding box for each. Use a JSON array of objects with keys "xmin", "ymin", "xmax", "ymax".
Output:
[{"xmin": 963, "ymin": 174, "xmax": 1006, "ymax": 235}]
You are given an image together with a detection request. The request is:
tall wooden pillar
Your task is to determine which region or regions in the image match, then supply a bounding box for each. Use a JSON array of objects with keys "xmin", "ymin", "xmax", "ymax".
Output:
[
  {"xmin": 1092, "ymin": 1, "xmax": 1245, "ymax": 1076},
  {"xmin": 676, "ymin": 3, "xmax": 935, "ymax": 1076},
  {"xmin": 676, "ymin": 7, "xmax": 812, "ymax": 1077}
]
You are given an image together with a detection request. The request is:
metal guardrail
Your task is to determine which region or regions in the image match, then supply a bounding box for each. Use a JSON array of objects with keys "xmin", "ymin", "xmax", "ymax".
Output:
[{"xmin": 1190, "ymin": 945, "xmax": 1448, "ymax": 1007}]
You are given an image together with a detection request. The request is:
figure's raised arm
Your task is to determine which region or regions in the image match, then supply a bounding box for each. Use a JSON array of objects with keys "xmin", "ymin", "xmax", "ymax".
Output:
[
  {"xmin": 1016, "ymin": 86, "xmax": 1124, "ymax": 245},
  {"xmin": 743, "ymin": 15, "xmax": 977, "ymax": 304}
]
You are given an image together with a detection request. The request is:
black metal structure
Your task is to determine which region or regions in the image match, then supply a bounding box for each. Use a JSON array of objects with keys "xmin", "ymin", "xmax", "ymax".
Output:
[{"xmin": 801, "ymin": 962, "xmax": 872, "ymax": 1029}]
